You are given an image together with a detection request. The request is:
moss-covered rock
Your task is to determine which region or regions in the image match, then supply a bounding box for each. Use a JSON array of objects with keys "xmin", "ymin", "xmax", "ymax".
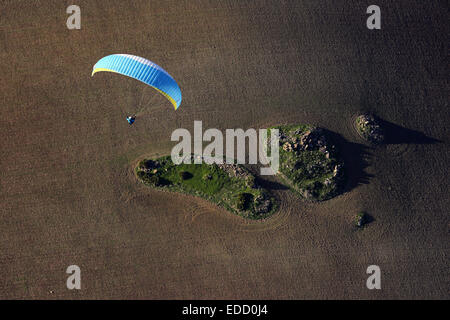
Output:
[
  {"xmin": 355, "ymin": 211, "xmax": 373, "ymax": 228},
  {"xmin": 355, "ymin": 114, "xmax": 385, "ymax": 144},
  {"xmin": 135, "ymin": 155, "xmax": 278, "ymax": 220},
  {"xmin": 269, "ymin": 124, "xmax": 345, "ymax": 201}
]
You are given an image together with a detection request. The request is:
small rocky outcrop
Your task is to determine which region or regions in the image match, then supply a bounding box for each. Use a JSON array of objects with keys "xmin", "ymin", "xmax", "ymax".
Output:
[
  {"xmin": 355, "ymin": 114, "xmax": 385, "ymax": 144},
  {"xmin": 217, "ymin": 163, "xmax": 251, "ymax": 179},
  {"xmin": 355, "ymin": 211, "xmax": 372, "ymax": 228}
]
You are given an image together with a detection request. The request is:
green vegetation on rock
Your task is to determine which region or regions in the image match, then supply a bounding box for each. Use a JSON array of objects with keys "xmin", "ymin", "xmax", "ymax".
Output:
[
  {"xmin": 355, "ymin": 211, "xmax": 373, "ymax": 228},
  {"xmin": 355, "ymin": 114, "xmax": 385, "ymax": 144},
  {"xmin": 135, "ymin": 156, "xmax": 278, "ymax": 220},
  {"xmin": 269, "ymin": 124, "xmax": 345, "ymax": 201}
]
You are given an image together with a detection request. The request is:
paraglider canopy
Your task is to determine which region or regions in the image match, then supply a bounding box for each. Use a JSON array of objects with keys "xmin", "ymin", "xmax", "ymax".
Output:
[{"xmin": 92, "ymin": 54, "xmax": 182, "ymax": 110}]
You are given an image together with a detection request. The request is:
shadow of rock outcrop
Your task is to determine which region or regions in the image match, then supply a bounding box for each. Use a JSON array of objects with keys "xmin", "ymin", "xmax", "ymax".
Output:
[
  {"xmin": 245, "ymin": 164, "xmax": 290, "ymax": 191},
  {"xmin": 324, "ymin": 130, "xmax": 374, "ymax": 192},
  {"xmin": 256, "ymin": 177, "xmax": 289, "ymax": 191},
  {"xmin": 246, "ymin": 122, "xmax": 439, "ymax": 197},
  {"xmin": 378, "ymin": 119, "xmax": 442, "ymax": 145}
]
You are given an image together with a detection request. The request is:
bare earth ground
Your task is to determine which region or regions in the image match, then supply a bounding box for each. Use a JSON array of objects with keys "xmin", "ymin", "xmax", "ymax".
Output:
[{"xmin": 0, "ymin": 0, "xmax": 448, "ymax": 299}]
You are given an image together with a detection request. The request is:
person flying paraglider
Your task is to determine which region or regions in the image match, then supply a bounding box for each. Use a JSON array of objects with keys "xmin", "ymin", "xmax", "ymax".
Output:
[
  {"xmin": 126, "ymin": 115, "xmax": 136, "ymax": 125},
  {"xmin": 92, "ymin": 54, "xmax": 182, "ymax": 110},
  {"xmin": 92, "ymin": 54, "xmax": 182, "ymax": 125}
]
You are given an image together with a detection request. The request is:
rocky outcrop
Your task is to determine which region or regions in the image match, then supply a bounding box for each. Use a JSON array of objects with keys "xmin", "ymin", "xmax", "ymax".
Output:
[
  {"xmin": 135, "ymin": 156, "xmax": 277, "ymax": 220},
  {"xmin": 273, "ymin": 125, "xmax": 345, "ymax": 202},
  {"xmin": 138, "ymin": 159, "xmax": 160, "ymax": 173},
  {"xmin": 281, "ymin": 127, "xmax": 335, "ymax": 159},
  {"xmin": 253, "ymin": 192, "xmax": 272, "ymax": 215},
  {"xmin": 355, "ymin": 212, "xmax": 371, "ymax": 228},
  {"xmin": 355, "ymin": 114, "xmax": 385, "ymax": 144},
  {"xmin": 217, "ymin": 163, "xmax": 250, "ymax": 178}
]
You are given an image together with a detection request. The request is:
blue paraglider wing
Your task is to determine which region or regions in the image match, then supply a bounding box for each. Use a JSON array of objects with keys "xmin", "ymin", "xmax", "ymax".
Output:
[{"xmin": 92, "ymin": 54, "xmax": 182, "ymax": 110}]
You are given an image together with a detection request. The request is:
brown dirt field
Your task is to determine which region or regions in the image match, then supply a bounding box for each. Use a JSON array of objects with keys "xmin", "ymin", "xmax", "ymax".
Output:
[{"xmin": 0, "ymin": 0, "xmax": 448, "ymax": 299}]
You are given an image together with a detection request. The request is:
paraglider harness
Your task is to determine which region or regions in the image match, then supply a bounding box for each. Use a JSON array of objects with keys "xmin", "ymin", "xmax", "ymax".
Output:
[{"xmin": 126, "ymin": 115, "xmax": 136, "ymax": 125}]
